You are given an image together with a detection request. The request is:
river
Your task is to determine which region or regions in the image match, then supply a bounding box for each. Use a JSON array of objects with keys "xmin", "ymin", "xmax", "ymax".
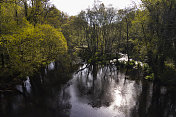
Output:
[{"xmin": 0, "ymin": 61, "xmax": 176, "ymax": 117}]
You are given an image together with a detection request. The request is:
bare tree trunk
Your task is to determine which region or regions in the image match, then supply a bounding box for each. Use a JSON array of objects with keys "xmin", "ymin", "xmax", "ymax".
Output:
[
  {"xmin": 15, "ymin": 0, "xmax": 19, "ymax": 25},
  {"xmin": 24, "ymin": 0, "xmax": 28, "ymax": 18},
  {"xmin": 126, "ymin": 18, "xmax": 129, "ymax": 63},
  {"xmin": 1, "ymin": 53, "xmax": 4, "ymax": 68},
  {"xmin": 125, "ymin": 18, "xmax": 130, "ymax": 76}
]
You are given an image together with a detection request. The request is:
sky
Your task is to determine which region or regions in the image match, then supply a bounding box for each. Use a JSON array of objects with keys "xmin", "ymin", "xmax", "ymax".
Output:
[{"xmin": 50, "ymin": 0, "xmax": 142, "ymax": 16}]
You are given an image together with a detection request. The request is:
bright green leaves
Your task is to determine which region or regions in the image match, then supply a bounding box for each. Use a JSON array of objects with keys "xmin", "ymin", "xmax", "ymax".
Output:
[
  {"xmin": 0, "ymin": 2, "xmax": 17, "ymax": 33},
  {"xmin": 2, "ymin": 24, "xmax": 67, "ymax": 75},
  {"xmin": 44, "ymin": 6, "xmax": 63, "ymax": 28},
  {"xmin": 35, "ymin": 24, "xmax": 67, "ymax": 58},
  {"xmin": 0, "ymin": 0, "xmax": 69, "ymax": 78}
]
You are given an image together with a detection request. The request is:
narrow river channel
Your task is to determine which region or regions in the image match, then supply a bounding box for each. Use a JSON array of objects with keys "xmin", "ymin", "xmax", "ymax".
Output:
[{"xmin": 1, "ymin": 61, "xmax": 176, "ymax": 117}]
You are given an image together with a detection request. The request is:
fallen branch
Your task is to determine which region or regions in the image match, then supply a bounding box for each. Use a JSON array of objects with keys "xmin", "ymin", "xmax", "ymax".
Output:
[{"xmin": 75, "ymin": 64, "xmax": 90, "ymax": 74}]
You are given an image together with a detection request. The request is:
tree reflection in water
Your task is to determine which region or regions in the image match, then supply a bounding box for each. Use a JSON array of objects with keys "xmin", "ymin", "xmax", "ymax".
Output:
[
  {"xmin": 1, "ymin": 63, "xmax": 176, "ymax": 117},
  {"xmin": 73, "ymin": 64, "xmax": 142, "ymax": 117}
]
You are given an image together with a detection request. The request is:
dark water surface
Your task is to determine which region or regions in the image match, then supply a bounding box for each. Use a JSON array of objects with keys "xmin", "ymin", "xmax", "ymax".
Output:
[{"xmin": 1, "ymin": 62, "xmax": 176, "ymax": 117}]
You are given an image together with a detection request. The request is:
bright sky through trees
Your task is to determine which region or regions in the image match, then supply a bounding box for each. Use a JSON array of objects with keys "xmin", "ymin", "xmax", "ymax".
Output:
[{"xmin": 50, "ymin": 0, "xmax": 141, "ymax": 16}]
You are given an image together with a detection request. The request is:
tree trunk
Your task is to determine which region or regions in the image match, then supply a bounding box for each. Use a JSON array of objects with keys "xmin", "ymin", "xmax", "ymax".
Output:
[
  {"xmin": 15, "ymin": 0, "xmax": 18, "ymax": 25},
  {"xmin": 126, "ymin": 18, "xmax": 130, "ymax": 63},
  {"xmin": 1, "ymin": 53, "xmax": 5, "ymax": 68},
  {"xmin": 125, "ymin": 18, "xmax": 130, "ymax": 76},
  {"xmin": 24, "ymin": 0, "xmax": 28, "ymax": 19}
]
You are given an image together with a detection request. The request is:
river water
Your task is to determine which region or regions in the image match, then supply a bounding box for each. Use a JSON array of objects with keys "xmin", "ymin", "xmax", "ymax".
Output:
[{"xmin": 0, "ymin": 62, "xmax": 176, "ymax": 117}]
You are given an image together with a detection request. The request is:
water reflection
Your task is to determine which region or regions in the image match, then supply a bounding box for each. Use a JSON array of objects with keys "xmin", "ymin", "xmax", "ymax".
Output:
[
  {"xmin": 72, "ymin": 64, "xmax": 142, "ymax": 117},
  {"xmin": 0, "ymin": 63, "xmax": 176, "ymax": 117}
]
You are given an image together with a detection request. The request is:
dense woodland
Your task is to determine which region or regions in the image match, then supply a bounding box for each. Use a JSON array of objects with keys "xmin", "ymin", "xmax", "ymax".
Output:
[{"xmin": 0, "ymin": 0, "xmax": 176, "ymax": 90}]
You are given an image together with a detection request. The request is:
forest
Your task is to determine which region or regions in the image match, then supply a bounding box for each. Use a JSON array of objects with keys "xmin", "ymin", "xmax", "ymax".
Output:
[
  {"xmin": 1, "ymin": 0, "xmax": 176, "ymax": 88},
  {"xmin": 0, "ymin": 0, "xmax": 176, "ymax": 116},
  {"xmin": 0, "ymin": 0, "xmax": 176, "ymax": 117}
]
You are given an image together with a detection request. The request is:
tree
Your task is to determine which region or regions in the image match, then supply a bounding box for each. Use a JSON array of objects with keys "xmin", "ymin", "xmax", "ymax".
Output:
[
  {"xmin": 140, "ymin": 0, "xmax": 176, "ymax": 80},
  {"xmin": 77, "ymin": 2, "xmax": 118, "ymax": 62},
  {"xmin": 0, "ymin": 0, "xmax": 68, "ymax": 80},
  {"xmin": 4, "ymin": 24, "xmax": 67, "ymax": 75}
]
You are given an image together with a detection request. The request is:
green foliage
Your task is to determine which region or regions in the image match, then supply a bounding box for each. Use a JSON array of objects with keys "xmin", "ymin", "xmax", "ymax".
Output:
[
  {"xmin": 0, "ymin": 2, "xmax": 18, "ymax": 33},
  {"xmin": 3, "ymin": 24, "xmax": 67, "ymax": 75},
  {"xmin": 145, "ymin": 73, "xmax": 154, "ymax": 80},
  {"xmin": 44, "ymin": 6, "xmax": 64, "ymax": 28},
  {"xmin": 76, "ymin": 2, "xmax": 118, "ymax": 59},
  {"xmin": 165, "ymin": 60, "xmax": 175, "ymax": 70},
  {"xmin": 143, "ymin": 64, "xmax": 151, "ymax": 74},
  {"xmin": 128, "ymin": 60, "xmax": 135, "ymax": 67},
  {"xmin": 1, "ymin": 0, "xmax": 176, "ymax": 87},
  {"xmin": 0, "ymin": 1, "xmax": 69, "ymax": 80}
]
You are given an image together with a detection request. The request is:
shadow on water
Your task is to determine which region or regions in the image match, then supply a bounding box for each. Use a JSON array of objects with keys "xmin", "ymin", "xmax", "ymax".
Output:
[{"xmin": 0, "ymin": 62, "xmax": 176, "ymax": 117}]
